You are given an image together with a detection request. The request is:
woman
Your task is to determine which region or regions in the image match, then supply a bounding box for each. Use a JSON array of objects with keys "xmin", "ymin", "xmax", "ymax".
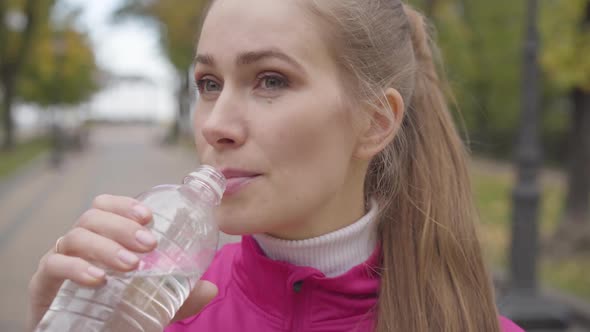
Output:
[{"xmin": 28, "ymin": 0, "xmax": 524, "ymax": 331}]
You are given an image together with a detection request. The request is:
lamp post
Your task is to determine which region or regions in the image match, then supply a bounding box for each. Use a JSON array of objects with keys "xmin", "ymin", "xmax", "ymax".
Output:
[
  {"xmin": 503, "ymin": 0, "xmax": 570, "ymax": 330},
  {"xmin": 50, "ymin": 31, "xmax": 66, "ymax": 168}
]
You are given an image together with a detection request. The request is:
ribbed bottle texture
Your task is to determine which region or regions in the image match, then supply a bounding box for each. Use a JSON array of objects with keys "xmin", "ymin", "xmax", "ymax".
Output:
[{"xmin": 35, "ymin": 165, "xmax": 226, "ymax": 332}]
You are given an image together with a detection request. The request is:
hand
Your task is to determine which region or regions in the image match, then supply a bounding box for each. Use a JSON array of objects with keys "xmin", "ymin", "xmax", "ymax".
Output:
[{"xmin": 27, "ymin": 194, "xmax": 157, "ymax": 331}]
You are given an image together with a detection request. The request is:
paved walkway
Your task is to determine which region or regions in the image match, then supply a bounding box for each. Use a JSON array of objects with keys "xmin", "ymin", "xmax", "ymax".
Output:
[{"xmin": 0, "ymin": 124, "xmax": 238, "ymax": 331}]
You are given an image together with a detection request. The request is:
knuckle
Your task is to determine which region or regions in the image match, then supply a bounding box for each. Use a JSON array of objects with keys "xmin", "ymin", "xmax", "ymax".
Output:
[
  {"xmin": 37, "ymin": 252, "xmax": 51, "ymax": 273},
  {"xmin": 68, "ymin": 227, "xmax": 86, "ymax": 241},
  {"xmin": 43, "ymin": 253, "xmax": 61, "ymax": 274},
  {"xmin": 78, "ymin": 208, "xmax": 99, "ymax": 227},
  {"xmin": 92, "ymin": 194, "xmax": 112, "ymax": 208},
  {"xmin": 61, "ymin": 228, "xmax": 85, "ymax": 254}
]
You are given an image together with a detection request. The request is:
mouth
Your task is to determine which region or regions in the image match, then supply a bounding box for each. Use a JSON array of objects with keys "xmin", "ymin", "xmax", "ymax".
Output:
[{"xmin": 220, "ymin": 168, "xmax": 262, "ymax": 196}]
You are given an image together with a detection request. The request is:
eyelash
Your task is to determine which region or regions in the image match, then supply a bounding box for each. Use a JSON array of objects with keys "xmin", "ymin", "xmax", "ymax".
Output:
[{"xmin": 194, "ymin": 72, "xmax": 290, "ymax": 95}]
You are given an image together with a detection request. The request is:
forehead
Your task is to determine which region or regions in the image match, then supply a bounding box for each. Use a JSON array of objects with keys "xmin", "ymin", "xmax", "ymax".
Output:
[{"xmin": 197, "ymin": 0, "xmax": 329, "ymax": 67}]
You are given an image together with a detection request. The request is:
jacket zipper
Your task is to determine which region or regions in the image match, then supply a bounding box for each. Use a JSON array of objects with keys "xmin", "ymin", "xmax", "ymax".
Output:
[{"xmin": 291, "ymin": 280, "xmax": 306, "ymax": 331}]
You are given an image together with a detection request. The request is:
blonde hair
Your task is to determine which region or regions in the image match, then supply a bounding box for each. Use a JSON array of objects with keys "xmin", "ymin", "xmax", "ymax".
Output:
[
  {"xmin": 200, "ymin": 0, "xmax": 501, "ymax": 331},
  {"xmin": 303, "ymin": 1, "xmax": 501, "ymax": 331}
]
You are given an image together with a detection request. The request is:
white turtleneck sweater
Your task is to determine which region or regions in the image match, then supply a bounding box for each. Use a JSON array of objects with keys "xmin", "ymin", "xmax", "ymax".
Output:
[{"xmin": 252, "ymin": 200, "xmax": 379, "ymax": 278}]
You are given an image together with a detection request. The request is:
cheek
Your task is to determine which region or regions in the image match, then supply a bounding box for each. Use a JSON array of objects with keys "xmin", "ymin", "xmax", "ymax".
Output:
[
  {"xmin": 192, "ymin": 110, "xmax": 208, "ymax": 154},
  {"xmin": 274, "ymin": 98, "xmax": 355, "ymax": 165},
  {"xmin": 263, "ymin": 96, "xmax": 358, "ymax": 194}
]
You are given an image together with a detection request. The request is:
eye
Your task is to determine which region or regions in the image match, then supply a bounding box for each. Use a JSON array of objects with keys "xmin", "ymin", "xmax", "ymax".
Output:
[
  {"xmin": 258, "ymin": 73, "xmax": 289, "ymax": 90},
  {"xmin": 196, "ymin": 77, "xmax": 222, "ymax": 94}
]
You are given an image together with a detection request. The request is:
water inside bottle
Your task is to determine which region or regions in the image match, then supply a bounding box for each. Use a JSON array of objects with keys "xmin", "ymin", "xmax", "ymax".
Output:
[{"xmin": 37, "ymin": 271, "xmax": 194, "ymax": 332}]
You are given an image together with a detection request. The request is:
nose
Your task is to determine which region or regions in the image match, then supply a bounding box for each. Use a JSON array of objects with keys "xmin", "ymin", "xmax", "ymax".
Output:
[{"xmin": 199, "ymin": 91, "xmax": 247, "ymax": 150}]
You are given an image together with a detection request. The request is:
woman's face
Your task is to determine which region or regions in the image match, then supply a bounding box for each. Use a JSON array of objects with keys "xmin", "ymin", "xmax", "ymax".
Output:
[{"xmin": 193, "ymin": 0, "xmax": 368, "ymax": 239}]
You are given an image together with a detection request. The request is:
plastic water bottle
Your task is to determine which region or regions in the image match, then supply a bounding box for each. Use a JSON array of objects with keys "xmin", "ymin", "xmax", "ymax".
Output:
[{"xmin": 35, "ymin": 165, "xmax": 226, "ymax": 332}]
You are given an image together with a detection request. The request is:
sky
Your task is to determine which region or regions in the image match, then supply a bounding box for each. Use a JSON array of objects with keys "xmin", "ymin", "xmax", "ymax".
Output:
[
  {"xmin": 64, "ymin": 0, "xmax": 178, "ymax": 122},
  {"xmin": 17, "ymin": 0, "xmax": 179, "ymax": 130}
]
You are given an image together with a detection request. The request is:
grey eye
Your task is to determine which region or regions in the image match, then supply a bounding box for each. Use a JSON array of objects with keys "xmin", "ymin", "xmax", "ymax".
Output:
[
  {"xmin": 205, "ymin": 80, "xmax": 221, "ymax": 91},
  {"xmin": 196, "ymin": 78, "xmax": 222, "ymax": 94},
  {"xmin": 261, "ymin": 76, "xmax": 287, "ymax": 89}
]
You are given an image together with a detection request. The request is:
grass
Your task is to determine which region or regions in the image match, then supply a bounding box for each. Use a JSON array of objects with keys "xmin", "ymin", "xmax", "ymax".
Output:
[
  {"xmin": 0, "ymin": 138, "xmax": 50, "ymax": 180},
  {"xmin": 472, "ymin": 164, "xmax": 590, "ymax": 301}
]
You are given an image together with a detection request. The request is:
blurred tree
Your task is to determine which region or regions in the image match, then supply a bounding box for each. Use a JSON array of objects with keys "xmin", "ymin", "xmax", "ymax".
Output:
[
  {"xmin": 1, "ymin": 1, "xmax": 98, "ymax": 151},
  {"xmin": 541, "ymin": 0, "xmax": 590, "ymax": 252},
  {"xmin": 18, "ymin": 25, "xmax": 98, "ymax": 107},
  {"xmin": 423, "ymin": 0, "xmax": 437, "ymax": 20},
  {"xmin": 114, "ymin": 0, "xmax": 208, "ymax": 143},
  {"xmin": 410, "ymin": 0, "xmax": 525, "ymax": 156},
  {"xmin": 0, "ymin": 0, "xmax": 53, "ymax": 150}
]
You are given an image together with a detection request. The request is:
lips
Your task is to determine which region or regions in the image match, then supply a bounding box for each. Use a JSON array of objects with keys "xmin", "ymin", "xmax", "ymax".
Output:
[{"xmin": 220, "ymin": 168, "xmax": 262, "ymax": 196}]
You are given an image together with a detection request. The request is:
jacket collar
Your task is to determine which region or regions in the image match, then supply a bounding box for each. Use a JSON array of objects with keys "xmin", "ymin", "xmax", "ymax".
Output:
[{"xmin": 232, "ymin": 235, "xmax": 382, "ymax": 323}]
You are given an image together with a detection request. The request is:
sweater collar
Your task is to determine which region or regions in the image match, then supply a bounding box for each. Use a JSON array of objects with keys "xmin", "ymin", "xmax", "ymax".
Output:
[{"xmin": 252, "ymin": 200, "xmax": 379, "ymax": 277}]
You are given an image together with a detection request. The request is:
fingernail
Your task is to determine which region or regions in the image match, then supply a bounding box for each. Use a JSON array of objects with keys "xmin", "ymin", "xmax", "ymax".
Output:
[
  {"xmin": 87, "ymin": 266, "xmax": 106, "ymax": 279},
  {"xmin": 136, "ymin": 229, "xmax": 157, "ymax": 247},
  {"xmin": 117, "ymin": 249, "xmax": 139, "ymax": 266},
  {"xmin": 133, "ymin": 204, "xmax": 151, "ymax": 220}
]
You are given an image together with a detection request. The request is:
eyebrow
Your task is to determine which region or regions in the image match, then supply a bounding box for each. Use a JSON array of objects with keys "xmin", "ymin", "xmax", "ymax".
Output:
[{"xmin": 194, "ymin": 49, "xmax": 305, "ymax": 72}]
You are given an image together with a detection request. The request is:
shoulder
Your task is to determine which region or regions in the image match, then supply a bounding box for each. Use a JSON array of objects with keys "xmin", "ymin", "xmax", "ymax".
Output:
[{"xmin": 499, "ymin": 316, "xmax": 525, "ymax": 332}]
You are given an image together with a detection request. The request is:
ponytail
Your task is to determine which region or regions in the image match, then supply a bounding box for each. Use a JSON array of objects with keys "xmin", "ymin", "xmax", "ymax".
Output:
[{"xmin": 370, "ymin": 5, "xmax": 502, "ymax": 331}]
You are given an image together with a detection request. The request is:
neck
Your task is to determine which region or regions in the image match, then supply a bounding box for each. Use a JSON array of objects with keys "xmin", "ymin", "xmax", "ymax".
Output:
[{"xmin": 253, "ymin": 199, "xmax": 379, "ymax": 277}]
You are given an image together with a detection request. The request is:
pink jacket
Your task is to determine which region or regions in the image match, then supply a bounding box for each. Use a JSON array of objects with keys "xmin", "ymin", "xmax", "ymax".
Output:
[{"xmin": 166, "ymin": 236, "xmax": 524, "ymax": 331}]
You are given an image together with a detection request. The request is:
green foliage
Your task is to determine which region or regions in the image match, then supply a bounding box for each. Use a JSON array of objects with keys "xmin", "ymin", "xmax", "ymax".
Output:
[
  {"xmin": 0, "ymin": 0, "xmax": 54, "ymax": 63},
  {"xmin": 1, "ymin": 0, "xmax": 98, "ymax": 108},
  {"xmin": 408, "ymin": 0, "xmax": 571, "ymax": 161},
  {"xmin": 472, "ymin": 163, "xmax": 590, "ymax": 301},
  {"xmin": 18, "ymin": 27, "xmax": 98, "ymax": 106},
  {"xmin": 540, "ymin": 0, "xmax": 590, "ymax": 91}
]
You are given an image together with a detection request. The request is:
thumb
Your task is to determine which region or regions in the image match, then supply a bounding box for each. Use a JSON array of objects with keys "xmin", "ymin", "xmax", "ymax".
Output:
[{"xmin": 171, "ymin": 280, "xmax": 218, "ymax": 323}]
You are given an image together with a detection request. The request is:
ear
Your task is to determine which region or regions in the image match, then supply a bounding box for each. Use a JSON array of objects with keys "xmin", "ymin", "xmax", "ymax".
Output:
[{"xmin": 354, "ymin": 88, "xmax": 405, "ymax": 160}]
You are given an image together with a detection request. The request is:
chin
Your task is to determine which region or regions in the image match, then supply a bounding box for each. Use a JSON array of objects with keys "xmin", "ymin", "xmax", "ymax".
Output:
[
  {"xmin": 215, "ymin": 214, "xmax": 259, "ymax": 236},
  {"xmin": 217, "ymin": 222, "xmax": 260, "ymax": 236},
  {"xmin": 215, "ymin": 194, "xmax": 269, "ymax": 235}
]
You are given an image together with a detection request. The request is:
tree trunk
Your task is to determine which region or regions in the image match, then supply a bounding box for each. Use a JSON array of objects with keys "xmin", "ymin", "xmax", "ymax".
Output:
[
  {"xmin": 167, "ymin": 73, "xmax": 190, "ymax": 144},
  {"xmin": 548, "ymin": 88, "xmax": 590, "ymax": 255},
  {"xmin": 0, "ymin": 3, "xmax": 7, "ymax": 64},
  {"xmin": 0, "ymin": 0, "xmax": 39, "ymax": 150},
  {"xmin": 459, "ymin": 0, "xmax": 492, "ymax": 154},
  {"xmin": 1, "ymin": 76, "xmax": 16, "ymax": 150},
  {"xmin": 424, "ymin": 0, "xmax": 436, "ymax": 18},
  {"xmin": 564, "ymin": 88, "xmax": 590, "ymax": 225},
  {"xmin": 548, "ymin": 2, "xmax": 590, "ymax": 255}
]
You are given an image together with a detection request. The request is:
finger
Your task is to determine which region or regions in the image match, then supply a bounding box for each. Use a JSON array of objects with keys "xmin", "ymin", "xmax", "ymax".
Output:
[
  {"xmin": 60, "ymin": 227, "xmax": 141, "ymax": 272},
  {"xmin": 171, "ymin": 281, "xmax": 218, "ymax": 323},
  {"xmin": 28, "ymin": 252, "xmax": 106, "ymax": 329},
  {"xmin": 30, "ymin": 252, "xmax": 106, "ymax": 299},
  {"xmin": 91, "ymin": 194, "xmax": 152, "ymax": 225},
  {"xmin": 77, "ymin": 208, "xmax": 158, "ymax": 252}
]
